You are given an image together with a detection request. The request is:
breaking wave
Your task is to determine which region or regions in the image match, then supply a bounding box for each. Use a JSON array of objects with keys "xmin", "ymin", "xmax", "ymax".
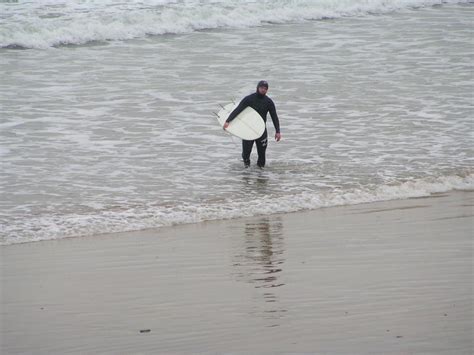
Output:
[{"xmin": 0, "ymin": 0, "xmax": 471, "ymax": 48}]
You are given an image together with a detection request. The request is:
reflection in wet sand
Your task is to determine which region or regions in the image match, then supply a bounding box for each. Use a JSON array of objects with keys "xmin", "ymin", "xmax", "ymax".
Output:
[{"xmin": 231, "ymin": 217, "xmax": 287, "ymax": 326}]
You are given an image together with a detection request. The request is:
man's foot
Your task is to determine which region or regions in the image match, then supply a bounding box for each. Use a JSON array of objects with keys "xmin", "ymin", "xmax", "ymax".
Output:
[
  {"xmin": 244, "ymin": 160, "xmax": 250, "ymax": 168},
  {"xmin": 257, "ymin": 164, "xmax": 265, "ymax": 169}
]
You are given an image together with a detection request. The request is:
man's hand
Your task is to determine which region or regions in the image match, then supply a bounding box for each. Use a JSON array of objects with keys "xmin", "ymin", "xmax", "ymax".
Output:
[
  {"xmin": 275, "ymin": 133, "xmax": 281, "ymax": 142},
  {"xmin": 223, "ymin": 121, "xmax": 230, "ymax": 130}
]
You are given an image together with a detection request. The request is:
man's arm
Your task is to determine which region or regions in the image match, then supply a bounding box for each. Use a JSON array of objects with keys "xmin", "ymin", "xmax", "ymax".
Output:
[
  {"xmin": 226, "ymin": 96, "xmax": 250, "ymax": 123},
  {"xmin": 269, "ymin": 100, "xmax": 281, "ymax": 141}
]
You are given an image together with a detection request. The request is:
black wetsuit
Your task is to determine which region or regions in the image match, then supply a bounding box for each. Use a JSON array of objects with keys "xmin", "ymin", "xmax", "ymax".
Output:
[{"xmin": 226, "ymin": 92, "xmax": 280, "ymax": 167}]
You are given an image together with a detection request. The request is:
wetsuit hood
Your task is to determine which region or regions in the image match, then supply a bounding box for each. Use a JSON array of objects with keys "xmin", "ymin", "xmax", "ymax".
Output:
[{"xmin": 256, "ymin": 80, "xmax": 268, "ymax": 97}]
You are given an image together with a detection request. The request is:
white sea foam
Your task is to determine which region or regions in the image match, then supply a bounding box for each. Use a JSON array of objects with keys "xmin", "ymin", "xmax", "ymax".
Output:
[
  {"xmin": 0, "ymin": 0, "xmax": 470, "ymax": 48},
  {"xmin": 1, "ymin": 173, "xmax": 472, "ymax": 245}
]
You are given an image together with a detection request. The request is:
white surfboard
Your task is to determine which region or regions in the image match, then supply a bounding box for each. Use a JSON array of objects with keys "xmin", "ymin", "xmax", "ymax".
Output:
[{"xmin": 216, "ymin": 103, "xmax": 265, "ymax": 140}]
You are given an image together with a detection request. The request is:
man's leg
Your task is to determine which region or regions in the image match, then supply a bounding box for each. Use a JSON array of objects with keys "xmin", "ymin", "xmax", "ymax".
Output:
[
  {"xmin": 256, "ymin": 130, "xmax": 268, "ymax": 168},
  {"xmin": 242, "ymin": 139, "xmax": 254, "ymax": 167}
]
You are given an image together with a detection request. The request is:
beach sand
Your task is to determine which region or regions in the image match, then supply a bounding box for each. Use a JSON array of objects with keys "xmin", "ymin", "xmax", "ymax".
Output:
[{"xmin": 1, "ymin": 191, "xmax": 472, "ymax": 354}]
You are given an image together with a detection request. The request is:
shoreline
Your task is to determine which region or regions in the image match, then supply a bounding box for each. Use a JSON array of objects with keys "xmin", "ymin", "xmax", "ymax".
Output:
[
  {"xmin": 3, "ymin": 172, "xmax": 473, "ymax": 246},
  {"xmin": 1, "ymin": 190, "xmax": 473, "ymax": 353}
]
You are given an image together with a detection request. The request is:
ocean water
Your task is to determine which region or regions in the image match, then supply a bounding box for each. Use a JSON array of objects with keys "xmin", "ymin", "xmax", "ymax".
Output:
[{"xmin": 1, "ymin": 0, "xmax": 473, "ymax": 245}]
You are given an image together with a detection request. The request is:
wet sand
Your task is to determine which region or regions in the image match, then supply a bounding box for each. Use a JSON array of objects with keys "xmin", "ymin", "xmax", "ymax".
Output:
[{"xmin": 1, "ymin": 191, "xmax": 472, "ymax": 354}]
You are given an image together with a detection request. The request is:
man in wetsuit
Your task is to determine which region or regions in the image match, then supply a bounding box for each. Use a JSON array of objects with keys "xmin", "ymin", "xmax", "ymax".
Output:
[{"xmin": 223, "ymin": 80, "xmax": 281, "ymax": 168}]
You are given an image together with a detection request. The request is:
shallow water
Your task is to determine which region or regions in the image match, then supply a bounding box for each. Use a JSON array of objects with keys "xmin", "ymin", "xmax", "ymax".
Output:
[{"xmin": 1, "ymin": 3, "xmax": 473, "ymax": 244}]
